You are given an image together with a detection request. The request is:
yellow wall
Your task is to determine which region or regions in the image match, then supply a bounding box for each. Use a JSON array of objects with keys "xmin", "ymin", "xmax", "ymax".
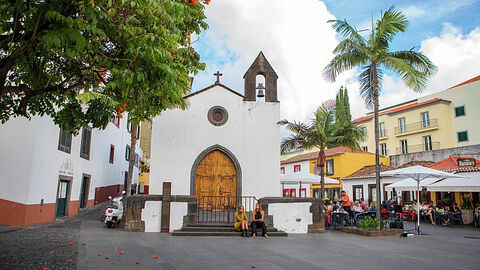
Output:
[
  {"xmin": 138, "ymin": 172, "xmax": 149, "ymax": 185},
  {"xmin": 358, "ymin": 101, "xmax": 453, "ymax": 156},
  {"xmin": 419, "ymin": 80, "xmax": 480, "ymax": 148}
]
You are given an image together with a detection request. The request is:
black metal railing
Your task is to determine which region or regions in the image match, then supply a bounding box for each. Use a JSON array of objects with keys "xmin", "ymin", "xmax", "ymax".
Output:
[
  {"xmin": 396, "ymin": 142, "xmax": 440, "ymax": 155},
  {"xmin": 197, "ymin": 195, "xmax": 257, "ymax": 223},
  {"xmin": 394, "ymin": 118, "xmax": 438, "ymax": 135}
]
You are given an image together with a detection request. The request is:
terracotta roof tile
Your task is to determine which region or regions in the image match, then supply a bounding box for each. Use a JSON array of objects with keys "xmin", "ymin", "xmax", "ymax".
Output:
[
  {"xmin": 396, "ymin": 160, "xmax": 436, "ymax": 169},
  {"xmin": 448, "ymin": 74, "xmax": 480, "ymax": 89},
  {"xmin": 343, "ymin": 164, "xmax": 394, "ymax": 179},
  {"xmin": 428, "ymin": 156, "xmax": 480, "ymax": 173},
  {"xmin": 354, "ymin": 98, "xmax": 449, "ymax": 123},
  {"xmin": 280, "ymin": 146, "xmax": 373, "ymax": 165}
]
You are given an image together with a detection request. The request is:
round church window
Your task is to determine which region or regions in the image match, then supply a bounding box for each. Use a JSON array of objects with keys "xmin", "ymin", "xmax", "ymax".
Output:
[{"xmin": 207, "ymin": 106, "xmax": 228, "ymax": 126}]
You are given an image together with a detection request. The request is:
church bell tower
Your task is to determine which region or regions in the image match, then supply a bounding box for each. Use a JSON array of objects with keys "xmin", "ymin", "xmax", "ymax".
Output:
[{"xmin": 243, "ymin": 52, "xmax": 279, "ymax": 102}]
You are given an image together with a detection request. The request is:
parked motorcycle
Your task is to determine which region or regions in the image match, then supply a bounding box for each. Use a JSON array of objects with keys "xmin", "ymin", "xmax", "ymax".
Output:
[{"xmin": 105, "ymin": 191, "xmax": 125, "ymax": 228}]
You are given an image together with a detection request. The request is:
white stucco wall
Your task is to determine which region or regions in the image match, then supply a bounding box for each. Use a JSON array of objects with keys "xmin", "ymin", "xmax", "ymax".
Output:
[
  {"xmin": 269, "ymin": 203, "xmax": 312, "ymax": 233},
  {"xmin": 170, "ymin": 202, "xmax": 188, "ymax": 232},
  {"xmin": 142, "ymin": 201, "xmax": 162, "ymax": 232},
  {"xmin": 342, "ymin": 176, "xmax": 404, "ymax": 203},
  {"xmin": 0, "ymin": 113, "xmax": 142, "ymax": 206},
  {"xmin": 281, "ymin": 160, "xmax": 310, "ymax": 174},
  {"xmin": 150, "ymin": 85, "xmax": 280, "ymax": 199},
  {"xmin": 141, "ymin": 201, "xmax": 188, "ymax": 232}
]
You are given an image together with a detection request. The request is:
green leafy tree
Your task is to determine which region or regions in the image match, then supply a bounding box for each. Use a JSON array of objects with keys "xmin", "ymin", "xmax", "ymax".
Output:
[
  {"xmin": 1, "ymin": 0, "xmax": 209, "ymax": 195},
  {"xmin": 280, "ymin": 95, "xmax": 364, "ymax": 231},
  {"xmin": 323, "ymin": 6, "xmax": 436, "ymax": 218}
]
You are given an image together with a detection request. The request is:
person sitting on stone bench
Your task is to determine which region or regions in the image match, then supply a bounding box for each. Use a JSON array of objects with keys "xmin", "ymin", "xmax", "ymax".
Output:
[
  {"xmin": 235, "ymin": 206, "xmax": 249, "ymax": 237},
  {"xmin": 251, "ymin": 203, "xmax": 268, "ymax": 238}
]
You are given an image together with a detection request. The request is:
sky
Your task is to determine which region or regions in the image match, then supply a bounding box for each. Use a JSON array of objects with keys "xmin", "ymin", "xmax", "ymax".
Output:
[{"xmin": 191, "ymin": 0, "xmax": 480, "ymax": 131}]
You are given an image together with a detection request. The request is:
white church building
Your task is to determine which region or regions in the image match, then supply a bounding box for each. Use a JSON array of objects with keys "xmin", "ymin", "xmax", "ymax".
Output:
[{"xmin": 146, "ymin": 52, "xmax": 281, "ymax": 229}]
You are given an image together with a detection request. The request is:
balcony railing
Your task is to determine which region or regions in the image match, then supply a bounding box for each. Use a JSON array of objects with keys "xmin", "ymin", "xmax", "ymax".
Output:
[
  {"xmin": 396, "ymin": 142, "xmax": 440, "ymax": 155},
  {"xmin": 379, "ymin": 129, "xmax": 387, "ymax": 138},
  {"xmin": 394, "ymin": 118, "xmax": 438, "ymax": 135}
]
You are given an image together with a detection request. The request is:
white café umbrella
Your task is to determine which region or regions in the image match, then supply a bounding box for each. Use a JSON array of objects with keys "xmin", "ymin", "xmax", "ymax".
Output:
[
  {"xmin": 280, "ymin": 171, "xmax": 339, "ymax": 197},
  {"xmin": 381, "ymin": 165, "xmax": 468, "ymax": 234},
  {"xmin": 280, "ymin": 171, "xmax": 338, "ymax": 184},
  {"xmin": 385, "ymin": 177, "xmax": 440, "ymax": 192}
]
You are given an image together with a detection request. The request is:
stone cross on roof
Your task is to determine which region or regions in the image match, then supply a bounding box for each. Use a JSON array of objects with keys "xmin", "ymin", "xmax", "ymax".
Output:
[{"xmin": 213, "ymin": 71, "xmax": 223, "ymax": 85}]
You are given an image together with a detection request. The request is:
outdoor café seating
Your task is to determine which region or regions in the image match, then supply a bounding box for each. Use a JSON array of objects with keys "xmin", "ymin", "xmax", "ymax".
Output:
[{"xmin": 331, "ymin": 212, "xmax": 349, "ymax": 230}]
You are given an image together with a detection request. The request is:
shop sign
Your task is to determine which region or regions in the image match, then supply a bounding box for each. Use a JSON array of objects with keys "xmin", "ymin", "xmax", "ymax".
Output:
[{"xmin": 457, "ymin": 158, "xmax": 475, "ymax": 167}]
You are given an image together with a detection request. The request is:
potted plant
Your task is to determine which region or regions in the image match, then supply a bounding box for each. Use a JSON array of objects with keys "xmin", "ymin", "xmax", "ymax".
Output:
[{"xmin": 461, "ymin": 194, "xmax": 474, "ymax": 224}]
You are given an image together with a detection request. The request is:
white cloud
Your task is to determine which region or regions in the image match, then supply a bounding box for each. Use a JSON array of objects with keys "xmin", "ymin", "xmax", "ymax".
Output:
[
  {"xmin": 193, "ymin": 0, "xmax": 363, "ymax": 125},
  {"xmin": 401, "ymin": 0, "xmax": 475, "ymax": 20},
  {"xmin": 380, "ymin": 24, "xmax": 480, "ymax": 109}
]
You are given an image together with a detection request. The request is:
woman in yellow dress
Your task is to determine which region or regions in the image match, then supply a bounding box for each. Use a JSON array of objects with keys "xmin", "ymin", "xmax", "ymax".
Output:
[{"xmin": 234, "ymin": 205, "xmax": 249, "ymax": 237}]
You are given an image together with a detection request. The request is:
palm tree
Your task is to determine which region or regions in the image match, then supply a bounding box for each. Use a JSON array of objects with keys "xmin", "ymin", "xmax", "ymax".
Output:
[
  {"xmin": 280, "ymin": 98, "xmax": 363, "ymax": 231},
  {"xmin": 323, "ymin": 6, "xmax": 436, "ymax": 219}
]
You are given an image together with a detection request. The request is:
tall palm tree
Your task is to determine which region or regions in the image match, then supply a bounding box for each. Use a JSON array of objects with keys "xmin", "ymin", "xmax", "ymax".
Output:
[
  {"xmin": 280, "ymin": 99, "xmax": 363, "ymax": 231},
  {"xmin": 323, "ymin": 6, "xmax": 436, "ymax": 218}
]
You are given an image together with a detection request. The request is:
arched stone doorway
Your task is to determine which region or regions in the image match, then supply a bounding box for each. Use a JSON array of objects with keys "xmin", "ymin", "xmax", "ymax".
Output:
[{"xmin": 190, "ymin": 145, "xmax": 242, "ymax": 210}]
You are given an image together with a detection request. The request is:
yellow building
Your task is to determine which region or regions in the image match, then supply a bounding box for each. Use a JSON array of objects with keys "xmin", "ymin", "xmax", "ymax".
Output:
[
  {"xmin": 355, "ymin": 75, "xmax": 480, "ymax": 156},
  {"xmin": 138, "ymin": 172, "xmax": 150, "ymax": 194},
  {"xmin": 280, "ymin": 146, "xmax": 390, "ymax": 198}
]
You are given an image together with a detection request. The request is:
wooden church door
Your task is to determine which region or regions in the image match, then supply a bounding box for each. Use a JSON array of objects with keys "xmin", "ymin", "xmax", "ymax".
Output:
[{"xmin": 195, "ymin": 150, "xmax": 237, "ymax": 210}]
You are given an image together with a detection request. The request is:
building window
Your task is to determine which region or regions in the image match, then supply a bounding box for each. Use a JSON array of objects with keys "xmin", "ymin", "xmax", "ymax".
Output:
[
  {"xmin": 421, "ymin": 112, "xmax": 430, "ymax": 128},
  {"xmin": 109, "ymin": 145, "xmax": 115, "ymax": 164},
  {"xmin": 127, "ymin": 114, "xmax": 133, "ymax": 133},
  {"xmin": 353, "ymin": 185, "xmax": 364, "ymax": 202},
  {"xmin": 401, "ymin": 139, "xmax": 408, "ymax": 154},
  {"xmin": 326, "ymin": 159, "xmax": 334, "ymax": 175},
  {"xmin": 294, "ymin": 165, "xmax": 301, "ymax": 172},
  {"xmin": 368, "ymin": 184, "xmax": 377, "ymax": 204},
  {"xmin": 361, "ymin": 126, "xmax": 367, "ymax": 136},
  {"xmin": 58, "ymin": 128, "xmax": 72, "ymax": 154},
  {"xmin": 379, "ymin": 122, "xmax": 386, "ymax": 137},
  {"xmin": 455, "ymin": 106, "xmax": 466, "ymax": 117},
  {"xmin": 134, "ymin": 153, "xmax": 139, "ymax": 167},
  {"xmin": 380, "ymin": 143, "xmax": 387, "ymax": 156},
  {"xmin": 80, "ymin": 127, "xmax": 92, "ymax": 160},
  {"xmin": 398, "ymin": 117, "xmax": 406, "ymax": 133},
  {"xmin": 283, "ymin": 189, "xmax": 290, "ymax": 197},
  {"xmin": 125, "ymin": 145, "xmax": 131, "ymax": 161},
  {"xmin": 362, "ymin": 146, "xmax": 368, "ymax": 152},
  {"xmin": 299, "ymin": 188, "xmax": 307, "ymax": 198},
  {"xmin": 280, "ymin": 167, "xmax": 285, "ymax": 174},
  {"xmin": 457, "ymin": 131, "xmax": 469, "ymax": 142},
  {"xmin": 424, "ymin": 135, "xmax": 432, "ymax": 151},
  {"xmin": 289, "ymin": 189, "xmax": 296, "ymax": 198}
]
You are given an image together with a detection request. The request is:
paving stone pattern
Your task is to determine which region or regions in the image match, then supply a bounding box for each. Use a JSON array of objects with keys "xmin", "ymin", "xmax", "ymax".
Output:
[{"xmin": 0, "ymin": 220, "xmax": 80, "ymax": 270}]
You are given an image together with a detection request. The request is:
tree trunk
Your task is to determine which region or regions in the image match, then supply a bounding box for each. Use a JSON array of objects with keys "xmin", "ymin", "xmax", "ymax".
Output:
[
  {"xmin": 126, "ymin": 122, "xmax": 138, "ymax": 196},
  {"xmin": 317, "ymin": 150, "xmax": 326, "ymax": 230},
  {"xmin": 372, "ymin": 62, "xmax": 382, "ymax": 220}
]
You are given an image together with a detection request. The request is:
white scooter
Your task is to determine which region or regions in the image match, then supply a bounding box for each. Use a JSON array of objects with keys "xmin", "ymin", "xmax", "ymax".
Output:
[{"xmin": 105, "ymin": 191, "xmax": 125, "ymax": 228}]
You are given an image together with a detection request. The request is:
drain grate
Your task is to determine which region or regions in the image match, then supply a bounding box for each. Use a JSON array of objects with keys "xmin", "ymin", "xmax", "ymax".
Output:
[{"xmin": 463, "ymin": 236, "xmax": 480, "ymax": 239}]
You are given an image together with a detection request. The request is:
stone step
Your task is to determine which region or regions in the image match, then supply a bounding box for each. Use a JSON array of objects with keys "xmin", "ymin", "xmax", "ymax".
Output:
[
  {"xmin": 171, "ymin": 230, "xmax": 288, "ymax": 237},
  {"xmin": 180, "ymin": 226, "xmax": 278, "ymax": 232}
]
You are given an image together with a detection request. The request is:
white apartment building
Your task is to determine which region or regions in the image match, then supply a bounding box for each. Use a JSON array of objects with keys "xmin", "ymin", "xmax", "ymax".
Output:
[{"xmin": 0, "ymin": 113, "xmax": 142, "ymax": 226}]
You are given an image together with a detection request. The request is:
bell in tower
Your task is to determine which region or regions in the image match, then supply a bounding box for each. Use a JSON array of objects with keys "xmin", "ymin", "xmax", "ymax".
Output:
[{"xmin": 243, "ymin": 52, "xmax": 279, "ymax": 102}]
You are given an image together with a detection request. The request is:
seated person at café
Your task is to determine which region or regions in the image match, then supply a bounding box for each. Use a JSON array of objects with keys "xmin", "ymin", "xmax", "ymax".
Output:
[
  {"xmin": 367, "ymin": 202, "xmax": 376, "ymax": 213},
  {"xmin": 353, "ymin": 201, "xmax": 363, "ymax": 213},
  {"xmin": 474, "ymin": 203, "xmax": 480, "ymax": 225},
  {"xmin": 235, "ymin": 206, "xmax": 249, "ymax": 237},
  {"xmin": 332, "ymin": 197, "xmax": 340, "ymax": 212},
  {"xmin": 251, "ymin": 203, "xmax": 268, "ymax": 238},
  {"xmin": 427, "ymin": 202, "xmax": 435, "ymax": 225},
  {"xmin": 359, "ymin": 198, "xmax": 368, "ymax": 212}
]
